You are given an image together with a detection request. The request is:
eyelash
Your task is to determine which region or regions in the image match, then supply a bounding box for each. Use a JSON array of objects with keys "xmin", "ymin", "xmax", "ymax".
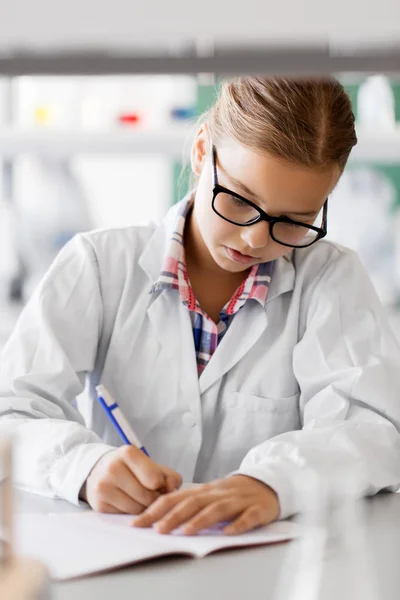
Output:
[
  {"xmin": 230, "ymin": 196, "xmax": 248, "ymax": 208},
  {"xmin": 284, "ymin": 222, "xmax": 303, "ymax": 229}
]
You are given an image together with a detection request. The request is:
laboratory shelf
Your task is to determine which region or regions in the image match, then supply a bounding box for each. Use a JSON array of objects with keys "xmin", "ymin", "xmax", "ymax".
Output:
[
  {"xmin": 0, "ymin": 127, "xmax": 193, "ymax": 158},
  {"xmin": 0, "ymin": 127, "xmax": 399, "ymax": 162},
  {"xmin": 1, "ymin": 45, "xmax": 400, "ymax": 76}
]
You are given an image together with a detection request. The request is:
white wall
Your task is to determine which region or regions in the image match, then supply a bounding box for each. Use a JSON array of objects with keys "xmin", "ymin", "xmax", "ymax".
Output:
[{"xmin": 0, "ymin": 0, "xmax": 399, "ymax": 49}]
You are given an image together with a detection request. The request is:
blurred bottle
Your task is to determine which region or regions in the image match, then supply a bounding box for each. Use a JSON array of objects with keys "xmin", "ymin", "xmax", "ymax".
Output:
[
  {"xmin": 14, "ymin": 76, "xmax": 80, "ymax": 131},
  {"xmin": 117, "ymin": 112, "xmax": 142, "ymax": 127},
  {"xmin": 14, "ymin": 156, "xmax": 93, "ymax": 300},
  {"xmin": 327, "ymin": 167, "xmax": 398, "ymax": 305},
  {"xmin": 357, "ymin": 75, "xmax": 396, "ymax": 131},
  {"xmin": 170, "ymin": 106, "xmax": 196, "ymax": 122},
  {"xmin": 273, "ymin": 465, "xmax": 380, "ymax": 600},
  {"xmin": 34, "ymin": 106, "xmax": 53, "ymax": 127},
  {"xmin": 0, "ymin": 198, "xmax": 19, "ymax": 304},
  {"xmin": 0, "ymin": 437, "xmax": 51, "ymax": 600}
]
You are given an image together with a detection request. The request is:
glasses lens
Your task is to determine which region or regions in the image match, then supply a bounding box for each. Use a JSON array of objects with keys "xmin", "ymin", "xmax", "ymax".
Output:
[
  {"xmin": 213, "ymin": 192, "xmax": 260, "ymax": 225},
  {"xmin": 272, "ymin": 221, "xmax": 320, "ymax": 247}
]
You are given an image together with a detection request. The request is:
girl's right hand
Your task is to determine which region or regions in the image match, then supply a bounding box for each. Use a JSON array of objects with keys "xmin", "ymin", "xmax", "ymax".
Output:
[{"xmin": 80, "ymin": 446, "xmax": 182, "ymax": 514}]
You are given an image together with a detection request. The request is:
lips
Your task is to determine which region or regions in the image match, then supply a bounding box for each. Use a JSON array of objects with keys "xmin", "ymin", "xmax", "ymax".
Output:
[{"xmin": 225, "ymin": 246, "xmax": 260, "ymax": 264}]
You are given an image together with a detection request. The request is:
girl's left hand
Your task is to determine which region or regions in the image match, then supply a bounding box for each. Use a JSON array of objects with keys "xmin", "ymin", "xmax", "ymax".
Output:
[{"xmin": 131, "ymin": 474, "xmax": 280, "ymax": 535}]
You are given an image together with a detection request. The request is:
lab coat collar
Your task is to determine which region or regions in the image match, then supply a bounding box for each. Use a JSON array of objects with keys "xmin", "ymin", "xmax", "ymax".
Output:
[
  {"xmin": 138, "ymin": 200, "xmax": 186, "ymax": 283},
  {"xmin": 139, "ymin": 200, "xmax": 296, "ymax": 301},
  {"xmin": 266, "ymin": 253, "xmax": 296, "ymax": 302}
]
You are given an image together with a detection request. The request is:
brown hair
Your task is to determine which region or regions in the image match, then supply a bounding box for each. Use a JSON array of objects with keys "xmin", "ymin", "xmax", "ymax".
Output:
[{"xmin": 206, "ymin": 77, "xmax": 357, "ymax": 171}]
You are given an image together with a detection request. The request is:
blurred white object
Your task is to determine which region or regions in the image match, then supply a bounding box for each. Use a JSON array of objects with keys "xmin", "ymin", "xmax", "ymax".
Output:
[
  {"xmin": 0, "ymin": 198, "xmax": 19, "ymax": 301},
  {"xmin": 0, "ymin": 557, "xmax": 50, "ymax": 600},
  {"xmin": 0, "ymin": 436, "xmax": 13, "ymax": 563},
  {"xmin": 14, "ymin": 156, "xmax": 93, "ymax": 298},
  {"xmin": 357, "ymin": 76, "xmax": 396, "ymax": 131},
  {"xmin": 328, "ymin": 167, "xmax": 398, "ymax": 305},
  {"xmin": 272, "ymin": 469, "xmax": 327, "ymax": 600},
  {"xmin": 0, "ymin": 437, "xmax": 50, "ymax": 600},
  {"xmin": 273, "ymin": 466, "xmax": 380, "ymax": 600}
]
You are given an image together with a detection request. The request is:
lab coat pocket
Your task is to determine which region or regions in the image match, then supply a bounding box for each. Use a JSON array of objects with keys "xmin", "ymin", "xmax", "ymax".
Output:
[{"xmin": 222, "ymin": 391, "xmax": 301, "ymax": 451}]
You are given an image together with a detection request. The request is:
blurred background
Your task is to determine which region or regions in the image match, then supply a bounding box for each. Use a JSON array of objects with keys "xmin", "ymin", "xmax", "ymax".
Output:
[
  {"xmin": 0, "ymin": 0, "xmax": 400, "ymax": 352},
  {"xmin": 0, "ymin": 74, "xmax": 400, "ymax": 350}
]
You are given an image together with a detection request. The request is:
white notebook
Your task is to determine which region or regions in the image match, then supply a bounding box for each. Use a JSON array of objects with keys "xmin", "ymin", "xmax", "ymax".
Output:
[{"xmin": 15, "ymin": 512, "xmax": 303, "ymax": 580}]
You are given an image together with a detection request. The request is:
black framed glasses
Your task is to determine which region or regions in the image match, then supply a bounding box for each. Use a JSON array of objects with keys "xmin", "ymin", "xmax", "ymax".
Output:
[{"xmin": 211, "ymin": 146, "xmax": 328, "ymax": 249}]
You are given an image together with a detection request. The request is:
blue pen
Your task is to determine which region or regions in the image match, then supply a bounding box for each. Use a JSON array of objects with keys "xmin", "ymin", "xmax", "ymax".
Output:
[{"xmin": 95, "ymin": 384, "xmax": 150, "ymax": 456}]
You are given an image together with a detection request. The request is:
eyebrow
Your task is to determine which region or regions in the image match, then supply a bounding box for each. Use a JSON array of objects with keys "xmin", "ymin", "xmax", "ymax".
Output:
[{"xmin": 222, "ymin": 170, "xmax": 319, "ymax": 218}]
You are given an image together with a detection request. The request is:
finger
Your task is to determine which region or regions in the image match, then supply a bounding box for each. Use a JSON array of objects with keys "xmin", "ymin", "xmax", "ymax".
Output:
[
  {"xmin": 132, "ymin": 488, "xmax": 202, "ymax": 528},
  {"xmin": 104, "ymin": 487, "xmax": 146, "ymax": 515},
  {"xmin": 121, "ymin": 446, "xmax": 165, "ymax": 491},
  {"xmin": 111, "ymin": 462, "xmax": 161, "ymax": 507},
  {"xmin": 180, "ymin": 499, "xmax": 241, "ymax": 535},
  {"xmin": 152, "ymin": 495, "xmax": 214, "ymax": 534},
  {"xmin": 161, "ymin": 467, "xmax": 183, "ymax": 493},
  {"xmin": 98, "ymin": 502, "xmax": 124, "ymax": 514},
  {"xmin": 224, "ymin": 505, "xmax": 268, "ymax": 535}
]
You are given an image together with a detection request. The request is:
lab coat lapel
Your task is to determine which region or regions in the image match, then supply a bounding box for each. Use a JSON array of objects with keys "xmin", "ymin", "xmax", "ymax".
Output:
[
  {"xmin": 177, "ymin": 299, "xmax": 201, "ymax": 404},
  {"xmin": 138, "ymin": 206, "xmax": 200, "ymax": 405},
  {"xmin": 198, "ymin": 304, "xmax": 267, "ymax": 395},
  {"xmin": 146, "ymin": 286, "xmax": 200, "ymax": 407},
  {"xmin": 266, "ymin": 253, "xmax": 295, "ymax": 302},
  {"xmin": 146, "ymin": 289, "xmax": 181, "ymax": 367},
  {"xmin": 138, "ymin": 206, "xmax": 181, "ymax": 370}
]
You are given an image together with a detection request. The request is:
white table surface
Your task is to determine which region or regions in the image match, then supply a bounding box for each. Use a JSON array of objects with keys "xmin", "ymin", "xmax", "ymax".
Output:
[{"xmin": 15, "ymin": 490, "xmax": 400, "ymax": 600}]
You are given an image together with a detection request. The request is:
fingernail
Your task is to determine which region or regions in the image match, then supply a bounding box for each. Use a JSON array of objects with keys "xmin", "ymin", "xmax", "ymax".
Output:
[
  {"xmin": 182, "ymin": 525, "xmax": 194, "ymax": 536},
  {"xmin": 224, "ymin": 526, "xmax": 236, "ymax": 535},
  {"xmin": 155, "ymin": 522, "xmax": 168, "ymax": 534}
]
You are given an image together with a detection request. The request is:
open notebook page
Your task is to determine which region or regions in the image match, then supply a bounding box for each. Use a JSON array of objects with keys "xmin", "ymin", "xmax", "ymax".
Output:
[{"xmin": 15, "ymin": 512, "xmax": 303, "ymax": 580}]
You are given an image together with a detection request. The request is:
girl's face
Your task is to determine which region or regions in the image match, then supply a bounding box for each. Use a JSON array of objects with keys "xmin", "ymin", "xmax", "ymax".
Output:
[{"xmin": 188, "ymin": 128, "xmax": 341, "ymax": 274}]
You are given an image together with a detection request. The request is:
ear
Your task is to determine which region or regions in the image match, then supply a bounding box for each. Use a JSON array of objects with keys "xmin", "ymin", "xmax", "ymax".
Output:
[{"xmin": 191, "ymin": 124, "xmax": 210, "ymax": 177}]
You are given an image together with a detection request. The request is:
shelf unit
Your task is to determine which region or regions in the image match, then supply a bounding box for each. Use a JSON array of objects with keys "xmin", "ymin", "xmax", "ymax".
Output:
[
  {"xmin": 0, "ymin": 127, "xmax": 193, "ymax": 159},
  {"xmin": 1, "ymin": 45, "xmax": 400, "ymax": 77},
  {"xmin": 0, "ymin": 127, "xmax": 399, "ymax": 163}
]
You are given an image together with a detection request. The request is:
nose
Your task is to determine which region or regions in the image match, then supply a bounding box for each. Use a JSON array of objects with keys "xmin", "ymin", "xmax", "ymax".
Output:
[{"xmin": 240, "ymin": 220, "xmax": 270, "ymax": 250}]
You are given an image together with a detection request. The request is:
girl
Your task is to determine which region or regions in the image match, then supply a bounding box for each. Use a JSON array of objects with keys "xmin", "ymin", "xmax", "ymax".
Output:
[{"xmin": 1, "ymin": 77, "xmax": 400, "ymax": 537}]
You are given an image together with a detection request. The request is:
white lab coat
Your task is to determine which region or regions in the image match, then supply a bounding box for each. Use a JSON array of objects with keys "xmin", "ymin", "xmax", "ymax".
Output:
[{"xmin": 1, "ymin": 199, "xmax": 400, "ymax": 519}]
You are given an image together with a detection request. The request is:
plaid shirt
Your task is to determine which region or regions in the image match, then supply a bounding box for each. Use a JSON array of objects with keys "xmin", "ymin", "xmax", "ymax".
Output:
[{"xmin": 151, "ymin": 199, "xmax": 274, "ymax": 376}]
